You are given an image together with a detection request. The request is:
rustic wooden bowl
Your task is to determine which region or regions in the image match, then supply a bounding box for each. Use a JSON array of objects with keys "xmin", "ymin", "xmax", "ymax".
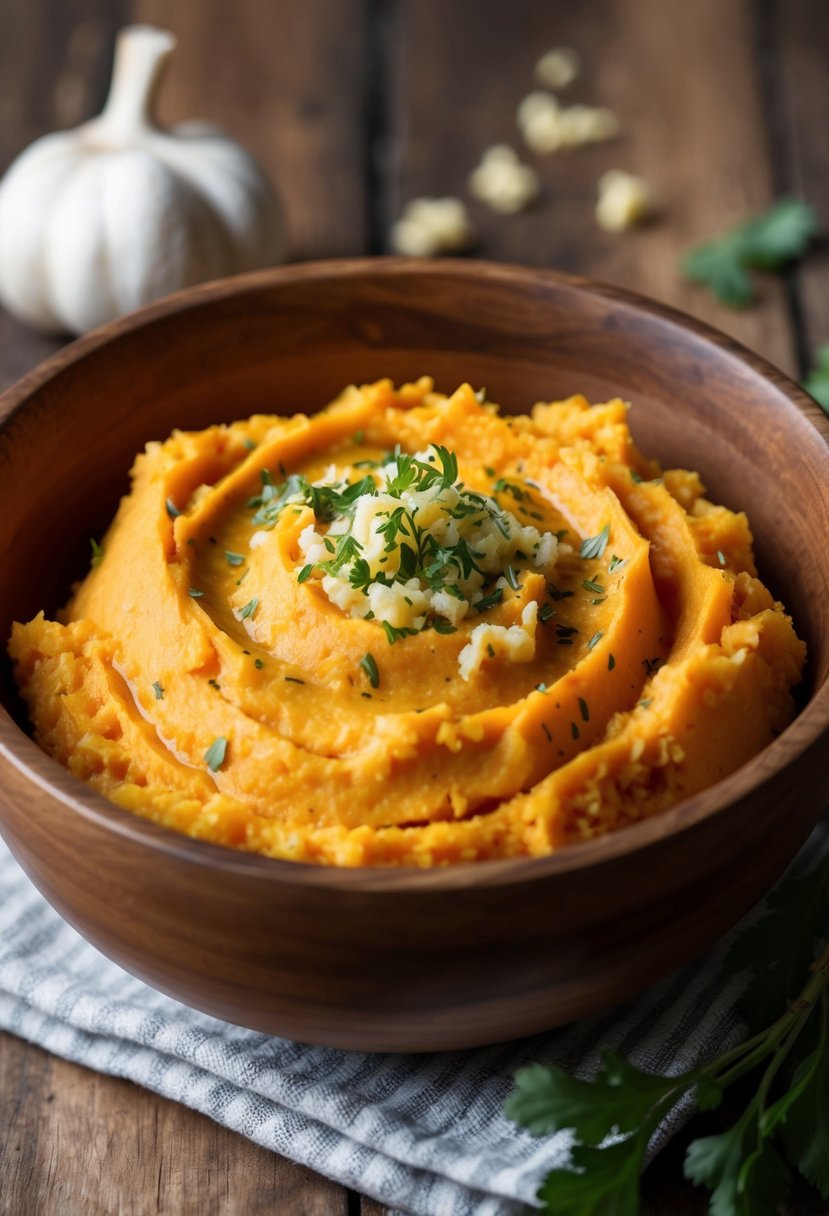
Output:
[{"xmin": 1, "ymin": 260, "xmax": 828, "ymax": 1052}]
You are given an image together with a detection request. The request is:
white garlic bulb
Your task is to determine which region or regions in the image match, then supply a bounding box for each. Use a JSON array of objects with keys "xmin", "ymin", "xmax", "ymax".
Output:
[{"xmin": 0, "ymin": 25, "xmax": 285, "ymax": 335}]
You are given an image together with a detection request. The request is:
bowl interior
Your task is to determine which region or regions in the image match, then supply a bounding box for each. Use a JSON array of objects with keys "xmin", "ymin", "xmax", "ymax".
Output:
[{"xmin": 1, "ymin": 258, "xmax": 828, "ymax": 792}]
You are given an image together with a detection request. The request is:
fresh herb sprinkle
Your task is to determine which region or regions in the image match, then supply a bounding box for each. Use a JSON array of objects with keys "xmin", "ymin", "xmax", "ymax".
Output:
[
  {"xmin": 204, "ymin": 736, "xmax": 228, "ymax": 771},
  {"xmin": 579, "ymin": 524, "xmax": 610, "ymax": 560},
  {"xmin": 360, "ymin": 652, "xmax": 380, "ymax": 688}
]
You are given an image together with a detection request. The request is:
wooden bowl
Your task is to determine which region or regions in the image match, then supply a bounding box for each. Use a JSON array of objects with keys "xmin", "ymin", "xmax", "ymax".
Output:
[{"xmin": 1, "ymin": 260, "xmax": 828, "ymax": 1052}]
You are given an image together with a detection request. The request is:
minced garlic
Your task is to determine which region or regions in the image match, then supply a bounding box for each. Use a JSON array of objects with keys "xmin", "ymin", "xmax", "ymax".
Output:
[
  {"xmin": 390, "ymin": 197, "xmax": 475, "ymax": 257},
  {"xmin": 295, "ymin": 447, "xmax": 558, "ymax": 649},
  {"xmin": 468, "ymin": 146, "xmax": 540, "ymax": 214},
  {"xmin": 595, "ymin": 170, "xmax": 655, "ymax": 232},
  {"xmin": 535, "ymin": 46, "xmax": 580, "ymax": 90},
  {"xmin": 517, "ymin": 91, "xmax": 619, "ymax": 155},
  {"xmin": 458, "ymin": 601, "xmax": 539, "ymax": 682}
]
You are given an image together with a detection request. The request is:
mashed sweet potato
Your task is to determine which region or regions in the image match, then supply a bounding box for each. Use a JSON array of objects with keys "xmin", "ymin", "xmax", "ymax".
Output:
[{"xmin": 8, "ymin": 379, "xmax": 805, "ymax": 866}]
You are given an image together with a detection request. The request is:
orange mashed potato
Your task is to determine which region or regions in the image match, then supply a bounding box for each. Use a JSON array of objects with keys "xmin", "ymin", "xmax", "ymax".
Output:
[{"xmin": 8, "ymin": 379, "xmax": 805, "ymax": 866}]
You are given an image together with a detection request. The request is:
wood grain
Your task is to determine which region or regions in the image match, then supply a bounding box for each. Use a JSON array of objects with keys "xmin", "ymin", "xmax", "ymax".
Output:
[
  {"xmin": 389, "ymin": 0, "xmax": 796, "ymax": 373},
  {"xmin": 0, "ymin": 1031, "xmax": 347, "ymax": 1216},
  {"xmin": 132, "ymin": 0, "xmax": 369, "ymax": 261}
]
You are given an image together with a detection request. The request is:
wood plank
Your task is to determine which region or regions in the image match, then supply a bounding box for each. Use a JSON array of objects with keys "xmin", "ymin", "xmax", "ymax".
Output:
[
  {"xmin": 0, "ymin": 1030, "xmax": 348, "ymax": 1216},
  {"xmin": 389, "ymin": 0, "xmax": 796, "ymax": 374},
  {"xmin": 133, "ymin": 0, "xmax": 369, "ymax": 261},
  {"xmin": 772, "ymin": 0, "xmax": 829, "ymax": 366}
]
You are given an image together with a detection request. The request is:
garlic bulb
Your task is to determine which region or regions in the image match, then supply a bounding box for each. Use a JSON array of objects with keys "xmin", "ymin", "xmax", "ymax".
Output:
[{"xmin": 0, "ymin": 25, "xmax": 285, "ymax": 335}]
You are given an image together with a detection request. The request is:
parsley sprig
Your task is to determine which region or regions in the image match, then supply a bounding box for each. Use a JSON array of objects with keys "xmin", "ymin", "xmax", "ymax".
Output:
[
  {"xmin": 505, "ymin": 851, "xmax": 829, "ymax": 1214},
  {"xmin": 682, "ymin": 198, "xmax": 818, "ymax": 308}
]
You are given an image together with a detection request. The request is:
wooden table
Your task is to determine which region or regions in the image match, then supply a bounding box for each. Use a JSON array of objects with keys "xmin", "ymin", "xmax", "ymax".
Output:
[{"xmin": 1, "ymin": 1, "xmax": 827, "ymax": 1212}]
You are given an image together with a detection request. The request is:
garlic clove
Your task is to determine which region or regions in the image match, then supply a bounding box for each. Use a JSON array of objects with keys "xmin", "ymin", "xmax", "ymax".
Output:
[{"xmin": 0, "ymin": 24, "xmax": 285, "ymax": 336}]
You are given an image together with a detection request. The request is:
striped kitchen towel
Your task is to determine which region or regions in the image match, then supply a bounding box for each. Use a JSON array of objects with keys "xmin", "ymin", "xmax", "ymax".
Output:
[{"xmin": 0, "ymin": 818, "xmax": 827, "ymax": 1216}]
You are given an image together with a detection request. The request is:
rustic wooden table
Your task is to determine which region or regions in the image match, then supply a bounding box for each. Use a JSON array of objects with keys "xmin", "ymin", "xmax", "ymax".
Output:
[{"xmin": 1, "ymin": 1, "xmax": 827, "ymax": 1212}]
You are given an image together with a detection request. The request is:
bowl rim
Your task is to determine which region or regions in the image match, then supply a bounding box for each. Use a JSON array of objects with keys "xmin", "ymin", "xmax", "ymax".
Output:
[{"xmin": 1, "ymin": 256, "xmax": 828, "ymax": 893}]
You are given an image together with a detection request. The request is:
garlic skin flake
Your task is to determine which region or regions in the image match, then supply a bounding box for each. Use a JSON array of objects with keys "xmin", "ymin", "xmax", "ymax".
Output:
[{"xmin": 0, "ymin": 25, "xmax": 285, "ymax": 336}]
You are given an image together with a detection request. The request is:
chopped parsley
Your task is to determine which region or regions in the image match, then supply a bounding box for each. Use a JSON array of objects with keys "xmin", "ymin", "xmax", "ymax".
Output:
[
  {"xmin": 284, "ymin": 676, "xmax": 305, "ymax": 684},
  {"xmin": 541, "ymin": 723, "xmax": 553, "ymax": 742},
  {"xmin": 579, "ymin": 524, "xmax": 610, "ymax": 560},
  {"xmin": 578, "ymin": 697, "xmax": 590, "ymax": 722},
  {"xmin": 225, "ymin": 550, "xmax": 245, "ymax": 567},
  {"xmin": 717, "ymin": 549, "xmax": 727, "ymax": 567},
  {"xmin": 239, "ymin": 597, "xmax": 259, "ymax": 620},
  {"xmin": 547, "ymin": 582, "xmax": 574, "ymax": 601},
  {"xmin": 582, "ymin": 577, "xmax": 605, "ymax": 594},
  {"xmin": 608, "ymin": 554, "xmax": 626, "ymax": 573},
  {"xmin": 360, "ymin": 652, "xmax": 380, "ymax": 688},
  {"xmin": 540, "ymin": 603, "xmax": 556, "ymax": 622},
  {"xmin": 587, "ymin": 630, "xmax": 603, "ymax": 650},
  {"xmin": 188, "ymin": 587, "xmax": 205, "ymax": 598},
  {"xmin": 204, "ymin": 736, "xmax": 227, "ymax": 771},
  {"xmin": 152, "ymin": 681, "xmax": 164, "ymax": 700},
  {"xmin": 571, "ymin": 721, "xmax": 580, "ymax": 740},
  {"xmin": 165, "ymin": 497, "xmax": 181, "ymax": 519},
  {"xmin": 254, "ymin": 658, "xmax": 265, "ymax": 669},
  {"xmin": 608, "ymin": 653, "xmax": 616, "ymax": 671}
]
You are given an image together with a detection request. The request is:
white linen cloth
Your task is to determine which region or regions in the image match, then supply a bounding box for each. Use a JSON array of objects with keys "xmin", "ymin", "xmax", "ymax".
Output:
[{"xmin": 1, "ymin": 819, "xmax": 826, "ymax": 1216}]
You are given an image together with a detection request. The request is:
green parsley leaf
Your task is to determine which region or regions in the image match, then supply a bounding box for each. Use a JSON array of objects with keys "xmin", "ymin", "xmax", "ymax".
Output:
[
  {"xmin": 609, "ymin": 554, "xmax": 626, "ymax": 572},
  {"xmin": 582, "ymin": 577, "xmax": 605, "ymax": 594},
  {"xmin": 225, "ymin": 550, "xmax": 245, "ymax": 566},
  {"xmin": 360, "ymin": 652, "xmax": 380, "ymax": 688},
  {"xmin": 204, "ymin": 736, "xmax": 227, "ymax": 771},
  {"xmin": 536, "ymin": 1136, "xmax": 648, "ymax": 1216},
  {"xmin": 503, "ymin": 565, "xmax": 521, "ymax": 591},
  {"xmin": 297, "ymin": 564, "xmax": 315, "ymax": 584},
  {"xmin": 239, "ymin": 597, "xmax": 259, "ymax": 619},
  {"xmin": 579, "ymin": 525, "xmax": 610, "ymax": 560},
  {"xmin": 682, "ymin": 199, "xmax": 818, "ymax": 308},
  {"xmin": 803, "ymin": 344, "xmax": 829, "ymax": 416},
  {"xmin": 587, "ymin": 630, "xmax": 603, "ymax": 650},
  {"xmin": 608, "ymin": 653, "xmax": 616, "ymax": 671},
  {"xmin": 165, "ymin": 497, "xmax": 181, "ymax": 519},
  {"xmin": 684, "ymin": 1111, "xmax": 792, "ymax": 1216},
  {"xmin": 188, "ymin": 587, "xmax": 205, "ymax": 598},
  {"xmin": 152, "ymin": 681, "xmax": 164, "ymax": 700},
  {"xmin": 432, "ymin": 618, "xmax": 457, "ymax": 635},
  {"xmin": 540, "ymin": 603, "xmax": 556, "ymax": 622},
  {"xmin": 382, "ymin": 621, "xmax": 417, "ymax": 644},
  {"xmin": 506, "ymin": 1052, "xmax": 676, "ymax": 1145},
  {"xmin": 578, "ymin": 697, "xmax": 590, "ymax": 722},
  {"xmin": 90, "ymin": 537, "xmax": 104, "ymax": 567},
  {"xmin": 254, "ymin": 658, "xmax": 265, "ymax": 669}
]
